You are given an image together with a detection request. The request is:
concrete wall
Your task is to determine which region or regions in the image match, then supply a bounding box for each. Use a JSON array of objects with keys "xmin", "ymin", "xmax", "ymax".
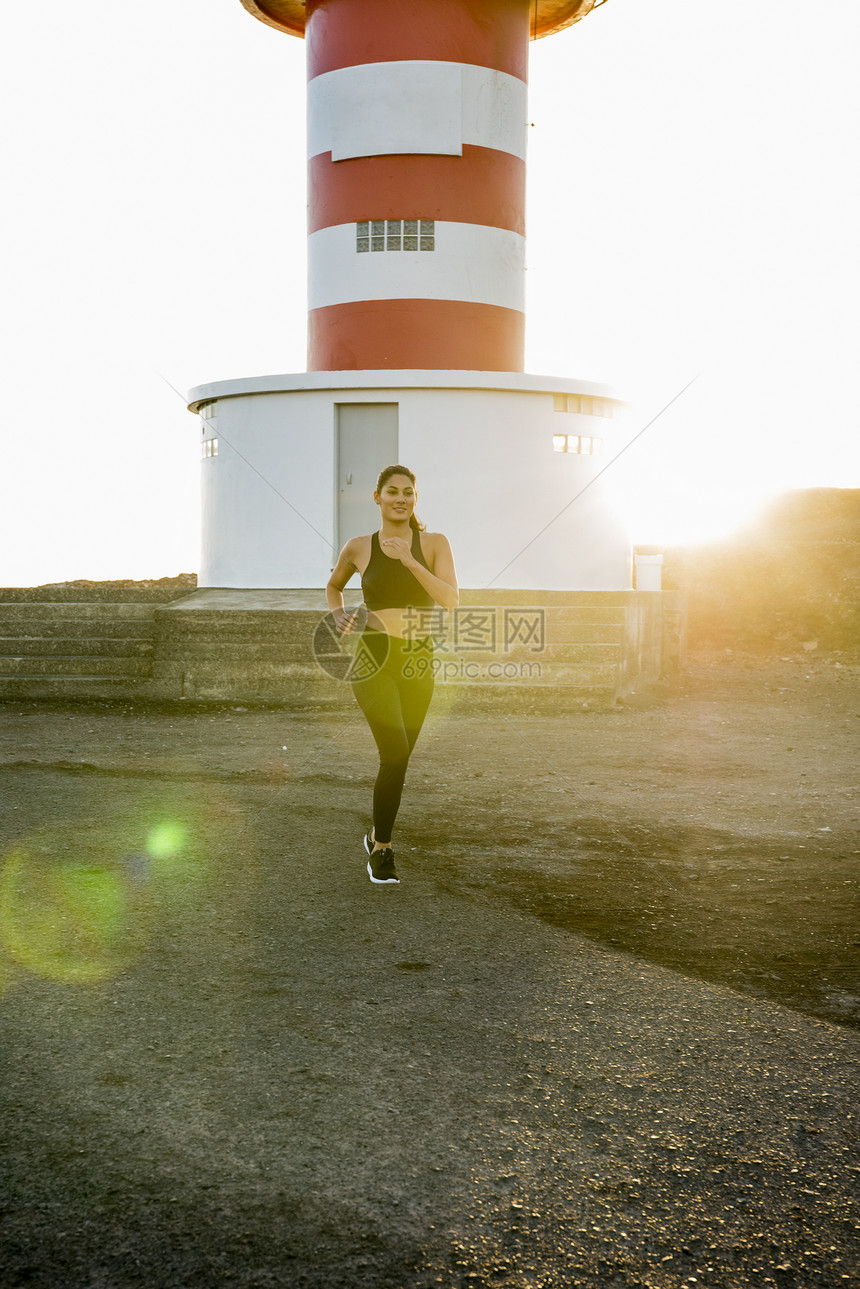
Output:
[
  {"xmin": 191, "ymin": 372, "xmax": 632, "ymax": 591},
  {"xmin": 199, "ymin": 389, "xmax": 337, "ymax": 588},
  {"xmin": 620, "ymin": 590, "xmax": 687, "ymax": 690},
  {"xmin": 0, "ymin": 586, "xmax": 685, "ymax": 705}
]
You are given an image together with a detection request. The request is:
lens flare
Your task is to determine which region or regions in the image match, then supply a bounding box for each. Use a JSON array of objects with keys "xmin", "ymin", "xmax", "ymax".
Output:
[
  {"xmin": 0, "ymin": 795, "xmax": 259, "ymax": 987},
  {"xmin": 0, "ymin": 952, "xmax": 18, "ymax": 997},
  {"xmin": 146, "ymin": 820, "xmax": 188, "ymax": 861},
  {"xmin": 0, "ymin": 843, "xmax": 151, "ymax": 985},
  {"xmin": 142, "ymin": 817, "xmax": 206, "ymax": 893}
]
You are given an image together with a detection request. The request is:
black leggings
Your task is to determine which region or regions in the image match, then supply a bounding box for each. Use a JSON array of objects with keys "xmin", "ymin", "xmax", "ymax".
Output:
[{"xmin": 351, "ymin": 630, "xmax": 435, "ymax": 844}]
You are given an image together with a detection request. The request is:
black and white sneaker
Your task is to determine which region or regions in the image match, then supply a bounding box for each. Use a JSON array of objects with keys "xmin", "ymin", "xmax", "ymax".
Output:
[
  {"xmin": 363, "ymin": 830, "xmax": 374, "ymax": 857},
  {"xmin": 367, "ymin": 847, "xmax": 400, "ymax": 884}
]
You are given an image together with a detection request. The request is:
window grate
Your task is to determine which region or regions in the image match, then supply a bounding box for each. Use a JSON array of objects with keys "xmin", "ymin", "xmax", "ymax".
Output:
[
  {"xmin": 356, "ymin": 219, "xmax": 435, "ymax": 252},
  {"xmin": 553, "ymin": 434, "xmax": 603, "ymax": 456},
  {"xmin": 553, "ymin": 393, "xmax": 615, "ymax": 418}
]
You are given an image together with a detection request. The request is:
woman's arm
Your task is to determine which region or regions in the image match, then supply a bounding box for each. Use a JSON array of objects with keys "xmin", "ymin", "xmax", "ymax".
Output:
[
  {"xmin": 380, "ymin": 532, "xmax": 459, "ymax": 611},
  {"xmin": 325, "ymin": 541, "xmax": 361, "ymax": 632}
]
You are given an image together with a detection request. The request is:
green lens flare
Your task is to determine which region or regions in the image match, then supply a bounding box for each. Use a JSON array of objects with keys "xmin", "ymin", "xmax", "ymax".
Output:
[
  {"xmin": 0, "ymin": 848, "xmax": 151, "ymax": 985},
  {"xmin": 57, "ymin": 865, "xmax": 126, "ymax": 941},
  {"xmin": 144, "ymin": 819, "xmax": 204, "ymax": 889},
  {"xmin": 146, "ymin": 821, "xmax": 188, "ymax": 861},
  {"xmin": 0, "ymin": 956, "xmax": 17, "ymax": 996},
  {"xmin": 0, "ymin": 798, "xmax": 253, "ymax": 986}
]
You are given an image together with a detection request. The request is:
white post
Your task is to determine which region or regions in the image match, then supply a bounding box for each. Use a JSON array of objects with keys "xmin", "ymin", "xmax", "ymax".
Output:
[{"xmin": 635, "ymin": 553, "xmax": 663, "ymax": 592}]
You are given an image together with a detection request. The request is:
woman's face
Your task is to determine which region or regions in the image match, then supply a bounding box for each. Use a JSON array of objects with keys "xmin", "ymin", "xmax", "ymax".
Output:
[{"xmin": 375, "ymin": 474, "xmax": 416, "ymax": 521}]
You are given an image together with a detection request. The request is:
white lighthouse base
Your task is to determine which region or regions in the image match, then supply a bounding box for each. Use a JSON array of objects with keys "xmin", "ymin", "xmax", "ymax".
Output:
[{"xmin": 187, "ymin": 371, "xmax": 632, "ymax": 591}]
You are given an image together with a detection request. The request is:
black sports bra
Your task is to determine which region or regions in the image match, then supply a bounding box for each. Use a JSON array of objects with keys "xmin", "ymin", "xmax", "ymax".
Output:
[{"xmin": 361, "ymin": 529, "xmax": 435, "ymax": 611}]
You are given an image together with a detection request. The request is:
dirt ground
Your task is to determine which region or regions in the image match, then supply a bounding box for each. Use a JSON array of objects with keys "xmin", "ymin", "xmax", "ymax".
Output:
[{"xmin": 0, "ymin": 654, "xmax": 858, "ymax": 1287}]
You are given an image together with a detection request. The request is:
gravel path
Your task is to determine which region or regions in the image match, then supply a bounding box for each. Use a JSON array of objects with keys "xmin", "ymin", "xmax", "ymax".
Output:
[{"xmin": 1, "ymin": 660, "xmax": 858, "ymax": 1287}]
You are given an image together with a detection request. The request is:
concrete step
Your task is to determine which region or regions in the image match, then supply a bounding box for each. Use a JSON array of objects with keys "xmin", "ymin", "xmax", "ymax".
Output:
[
  {"xmin": 543, "ymin": 608, "xmax": 626, "ymax": 631},
  {"xmin": 156, "ymin": 615, "xmax": 625, "ymax": 650},
  {"xmin": 0, "ymin": 676, "xmax": 169, "ymax": 700},
  {"xmin": 155, "ymin": 641, "xmax": 348, "ymax": 664},
  {"xmin": 0, "ymin": 655, "xmax": 153, "ymax": 677},
  {"xmin": 0, "ymin": 586, "xmax": 193, "ymax": 604},
  {"xmin": 430, "ymin": 663, "xmax": 620, "ymax": 687},
  {"xmin": 153, "ymin": 639, "xmax": 620, "ymax": 666},
  {"xmin": 166, "ymin": 660, "xmax": 619, "ymax": 702},
  {"xmin": 157, "ymin": 604, "xmax": 627, "ymax": 627},
  {"xmin": 457, "ymin": 589, "xmax": 634, "ymax": 606},
  {"xmin": 423, "ymin": 619, "xmax": 626, "ymax": 646},
  {"xmin": 431, "ymin": 642, "xmax": 621, "ymax": 666},
  {"xmin": 153, "ymin": 659, "xmax": 325, "ymax": 684},
  {"xmin": 451, "ymin": 603, "xmax": 627, "ymax": 626},
  {"xmin": 0, "ymin": 637, "xmax": 154, "ymax": 658},
  {"xmin": 156, "ymin": 611, "xmax": 323, "ymax": 642},
  {"xmin": 170, "ymin": 674, "xmax": 620, "ymax": 706},
  {"xmin": 0, "ymin": 604, "xmax": 157, "ymax": 626},
  {"xmin": 0, "ymin": 619, "xmax": 156, "ymax": 642},
  {"xmin": 169, "ymin": 669, "xmax": 352, "ymax": 706},
  {"xmin": 163, "ymin": 587, "xmax": 635, "ymax": 610}
]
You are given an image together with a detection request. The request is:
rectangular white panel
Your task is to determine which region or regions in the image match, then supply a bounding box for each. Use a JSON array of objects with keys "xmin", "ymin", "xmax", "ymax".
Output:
[
  {"xmin": 307, "ymin": 62, "xmax": 528, "ymax": 162},
  {"xmin": 461, "ymin": 66, "xmax": 528, "ymax": 161},
  {"xmin": 310, "ymin": 61, "xmax": 462, "ymax": 162},
  {"xmin": 308, "ymin": 221, "xmax": 525, "ymax": 313}
]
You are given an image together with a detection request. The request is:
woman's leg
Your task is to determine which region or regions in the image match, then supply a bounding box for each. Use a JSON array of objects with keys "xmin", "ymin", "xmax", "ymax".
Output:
[
  {"xmin": 352, "ymin": 666, "xmax": 411, "ymax": 846},
  {"xmin": 351, "ymin": 638, "xmax": 435, "ymax": 846},
  {"xmin": 398, "ymin": 645, "xmax": 435, "ymax": 758},
  {"xmin": 374, "ymin": 643, "xmax": 434, "ymax": 839}
]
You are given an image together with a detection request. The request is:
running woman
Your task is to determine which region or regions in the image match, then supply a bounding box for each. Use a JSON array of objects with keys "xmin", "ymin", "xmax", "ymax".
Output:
[{"xmin": 325, "ymin": 465, "xmax": 459, "ymax": 884}]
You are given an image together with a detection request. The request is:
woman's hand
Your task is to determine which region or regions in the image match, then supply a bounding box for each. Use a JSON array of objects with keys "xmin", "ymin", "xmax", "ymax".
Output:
[
  {"xmin": 333, "ymin": 607, "xmax": 360, "ymax": 635},
  {"xmin": 379, "ymin": 536, "xmax": 414, "ymax": 565}
]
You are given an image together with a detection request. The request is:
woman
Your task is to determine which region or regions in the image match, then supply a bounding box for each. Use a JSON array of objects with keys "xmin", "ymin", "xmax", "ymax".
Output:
[{"xmin": 326, "ymin": 465, "xmax": 459, "ymax": 884}]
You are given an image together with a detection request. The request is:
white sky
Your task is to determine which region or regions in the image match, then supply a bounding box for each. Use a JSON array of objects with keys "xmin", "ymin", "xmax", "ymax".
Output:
[{"xmin": 1, "ymin": 0, "xmax": 858, "ymax": 584}]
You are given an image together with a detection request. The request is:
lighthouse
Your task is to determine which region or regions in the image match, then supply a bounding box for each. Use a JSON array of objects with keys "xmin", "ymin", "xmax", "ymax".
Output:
[
  {"xmin": 302, "ymin": 0, "xmax": 530, "ymax": 373},
  {"xmin": 188, "ymin": 0, "xmax": 630, "ymax": 592}
]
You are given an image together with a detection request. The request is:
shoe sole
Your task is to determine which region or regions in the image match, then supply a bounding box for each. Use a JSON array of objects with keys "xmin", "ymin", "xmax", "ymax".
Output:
[{"xmin": 367, "ymin": 860, "xmax": 399, "ymax": 885}]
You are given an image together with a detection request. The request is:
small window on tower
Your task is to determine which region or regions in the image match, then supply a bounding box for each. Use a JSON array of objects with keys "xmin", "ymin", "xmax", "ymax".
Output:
[
  {"xmin": 553, "ymin": 434, "xmax": 604, "ymax": 456},
  {"xmin": 356, "ymin": 219, "xmax": 436, "ymax": 253},
  {"xmin": 552, "ymin": 392, "xmax": 616, "ymax": 418},
  {"xmin": 202, "ymin": 438, "xmax": 219, "ymax": 458}
]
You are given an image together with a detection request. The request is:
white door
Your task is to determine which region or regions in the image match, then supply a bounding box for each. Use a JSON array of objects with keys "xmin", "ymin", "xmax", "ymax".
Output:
[{"xmin": 336, "ymin": 403, "xmax": 399, "ymax": 551}]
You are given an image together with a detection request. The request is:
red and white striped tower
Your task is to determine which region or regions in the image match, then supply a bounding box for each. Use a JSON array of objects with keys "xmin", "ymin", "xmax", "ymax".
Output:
[{"xmin": 239, "ymin": 0, "xmax": 607, "ymax": 372}]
